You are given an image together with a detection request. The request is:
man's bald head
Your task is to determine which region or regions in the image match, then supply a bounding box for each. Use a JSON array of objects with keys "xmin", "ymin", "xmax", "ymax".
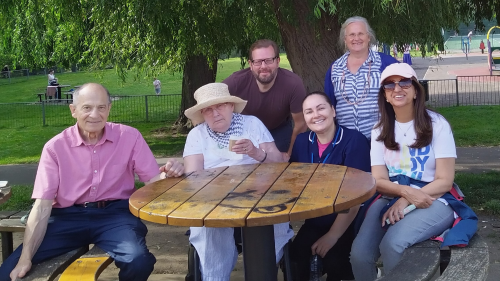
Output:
[{"xmin": 72, "ymin": 83, "xmax": 112, "ymax": 105}]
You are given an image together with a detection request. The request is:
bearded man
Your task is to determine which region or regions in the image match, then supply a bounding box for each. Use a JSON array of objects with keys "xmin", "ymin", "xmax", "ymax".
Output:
[{"xmin": 223, "ymin": 39, "xmax": 307, "ymax": 158}]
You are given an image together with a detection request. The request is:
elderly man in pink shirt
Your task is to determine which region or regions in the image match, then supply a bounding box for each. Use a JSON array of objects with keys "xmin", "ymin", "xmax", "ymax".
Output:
[{"xmin": 0, "ymin": 83, "xmax": 184, "ymax": 281}]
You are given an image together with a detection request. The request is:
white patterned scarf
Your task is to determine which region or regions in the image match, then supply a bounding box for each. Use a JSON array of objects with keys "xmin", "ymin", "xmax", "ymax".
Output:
[{"xmin": 206, "ymin": 113, "xmax": 244, "ymax": 148}]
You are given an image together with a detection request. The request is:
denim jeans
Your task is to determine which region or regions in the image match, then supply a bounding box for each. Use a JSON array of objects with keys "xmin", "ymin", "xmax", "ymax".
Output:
[
  {"xmin": 0, "ymin": 200, "xmax": 155, "ymax": 281},
  {"xmin": 350, "ymin": 198, "xmax": 454, "ymax": 281}
]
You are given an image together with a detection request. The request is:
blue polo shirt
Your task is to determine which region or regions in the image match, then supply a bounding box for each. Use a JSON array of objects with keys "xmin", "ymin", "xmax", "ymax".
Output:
[{"xmin": 290, "ymin": 125, "xmax": 371, "ymax": 227}]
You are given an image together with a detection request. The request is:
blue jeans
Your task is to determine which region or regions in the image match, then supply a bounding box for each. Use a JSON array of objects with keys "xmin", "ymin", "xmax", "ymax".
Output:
[
  {"xmin": 350, "ymin": 198, "xmax": 454, "ymax": 281},
  {"xmin": 0, "ymin": 200, "xmax": 155, "ymax": 281}
]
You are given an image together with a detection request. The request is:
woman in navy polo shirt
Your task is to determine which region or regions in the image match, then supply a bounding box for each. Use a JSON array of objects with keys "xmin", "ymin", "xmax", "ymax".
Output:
[{"xmin": 289, "ymin": 91, "xmax": 370, "ymax": 281}]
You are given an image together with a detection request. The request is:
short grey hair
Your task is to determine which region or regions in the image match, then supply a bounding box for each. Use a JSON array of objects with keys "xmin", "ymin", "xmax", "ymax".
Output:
[
  {"xmin": 339, "ymin": 16, "xmax": 377, "ymax": 52},
  {"xmin": 72, "ymin": 83, "xmax": 112, "ymax": 105}
]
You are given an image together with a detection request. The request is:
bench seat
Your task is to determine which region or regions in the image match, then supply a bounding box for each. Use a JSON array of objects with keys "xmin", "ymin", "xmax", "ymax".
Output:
[{"xmin": 376, "ymin": 234, "xmax": 488, "ymax": 281}]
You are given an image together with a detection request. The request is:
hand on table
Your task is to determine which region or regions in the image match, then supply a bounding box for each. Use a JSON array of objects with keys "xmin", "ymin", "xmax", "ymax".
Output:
[
  {"xmin": 311, "ymin": 232, "xmax": 338, "ymax": 258},
  {"xmin": 10, "ymin": 259, "xmax": 32, "ymax": 281},
  {"xmin": 159, "ymin": 158, "xmax": 184, "ymax": 178}
]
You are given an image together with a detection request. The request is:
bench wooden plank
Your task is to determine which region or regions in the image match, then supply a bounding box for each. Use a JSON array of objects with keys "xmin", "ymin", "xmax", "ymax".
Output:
[
  {"xmin": 168, "ymin": 164, "xmax": 259, "ymax": 227},
  {"xmin": 289, "ymin": 164, "xmax": 345, "ymax": 221},
  {"xmin": 21, "ymin": 247, "xmax": 89, "ymax": 281},
  {"xmin": 139, "ymin": 167, "xmax": 227, "ymax": 224},
  {"xmin": 437, "ymin": 234, "xmax": 489, "ymax": 281},
  {"xmin": 0, "ymin": 218, "xmax": 27, "ymax": 260},
  {"xmin": 204, "ymin": 163, "xmax": 289, "ymax": 227},
  {"xmin": 59, "ymin": 246, "xmax": 113, "ymax": 281},
  {"xmin": 0, "ymin": 210, "xmax": 21, "ymax": 219},
  {"xmin": 376, "ymin": 240, "xmax": 441, "ymax": 281},
  {"xmin": 246, "ymin": 162, "xmax": 317, "ymax": 227}
]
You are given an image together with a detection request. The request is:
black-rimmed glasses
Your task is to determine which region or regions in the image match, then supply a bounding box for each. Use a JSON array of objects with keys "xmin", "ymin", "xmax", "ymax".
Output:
[{"xmin": 251, "ymin": 57, "xmax": 278, "ymax": 66}]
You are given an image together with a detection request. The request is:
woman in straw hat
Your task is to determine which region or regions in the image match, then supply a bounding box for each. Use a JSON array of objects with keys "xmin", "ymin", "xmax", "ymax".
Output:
[
  {"xmin": 183, "ymin": 83, "xmax": 294, "ymax": 281},
  {"xmin": 350, "ymin": 63, "xmax": 476, "ymax": 280}
]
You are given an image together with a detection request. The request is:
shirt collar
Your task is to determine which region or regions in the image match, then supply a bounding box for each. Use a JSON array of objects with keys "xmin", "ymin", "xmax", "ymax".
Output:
[
  {"xmin": 70, "ymin": 122, "xmax": 116, "ymax": 147},
  {"xmin": 339, "ymin": 49, "xmax": 377, "ymax": 68}
]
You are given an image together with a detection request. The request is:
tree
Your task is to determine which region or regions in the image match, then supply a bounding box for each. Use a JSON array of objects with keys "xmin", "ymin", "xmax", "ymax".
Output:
[{"xmin": 0, "ymin": 0, "xmax": 493, "ymax": 131}]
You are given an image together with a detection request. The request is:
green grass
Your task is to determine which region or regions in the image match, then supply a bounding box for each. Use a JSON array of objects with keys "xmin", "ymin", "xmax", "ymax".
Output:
[
  {"xmin": 455, "ymin": 171, "xmax": 500, "ymax": 215},
  {"xmin": 0, "ymin": 56, "xmax": 292, "ymax": 103},
  {"xmin": 436, "ymin": 106, "xmax": 500, "ymax": 147},
  {"xmin": 3, "ymin": 171, "xmax": 500, "ymax": 214},
  {"xmin": 0, "ymin": 185, "xmax": 34, "ymax": 211}
]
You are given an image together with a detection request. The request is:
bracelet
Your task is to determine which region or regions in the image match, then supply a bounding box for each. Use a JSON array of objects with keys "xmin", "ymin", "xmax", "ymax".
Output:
[{"xmin": 259, "ymin": 149, "xmax": 267, "ymax": 163}]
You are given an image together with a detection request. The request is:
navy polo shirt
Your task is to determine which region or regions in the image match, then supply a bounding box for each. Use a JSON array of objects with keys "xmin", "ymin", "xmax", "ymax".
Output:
[{"xmin": 290, "ymin": 125, "xmax": 371, "ymax": 227}]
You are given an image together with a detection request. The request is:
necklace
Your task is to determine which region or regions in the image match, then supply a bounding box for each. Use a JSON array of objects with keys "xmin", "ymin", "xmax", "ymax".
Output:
[
  {"xmin": 339, "ymin": 61, "xmax": 372, "ymax": 105},
  {"xmin": 396, "ymin": 121, "xmax": 413, "ymax": 137}
]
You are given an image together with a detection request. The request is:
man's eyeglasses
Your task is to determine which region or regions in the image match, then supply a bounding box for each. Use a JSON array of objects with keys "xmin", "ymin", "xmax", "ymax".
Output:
[
  {"xmin": 251, "ymin": 57, "xmax": 278, "ymax": 66},
  {"xmin": 382, "ymin": 78, "xmax": 413, "ymax": 90},
  {"xmin": 201, "ymin": 103, "xmax": 229, "ymax": 116}
]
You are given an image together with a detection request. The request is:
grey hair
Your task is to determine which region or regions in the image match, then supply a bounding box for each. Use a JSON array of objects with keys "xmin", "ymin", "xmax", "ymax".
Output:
[
  {"xmin": 72, "ymin": 83, "xmax": 112, "ymax": 105},
  {"xmin": 339, "ymin": 16, "xmax": 377, "ymax": 52}
]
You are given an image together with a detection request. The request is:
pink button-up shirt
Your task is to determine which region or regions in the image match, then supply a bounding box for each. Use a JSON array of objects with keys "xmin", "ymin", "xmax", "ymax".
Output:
[{"xmin": 33, "ymin": 122, "xmax": 159, "ymax": 208}]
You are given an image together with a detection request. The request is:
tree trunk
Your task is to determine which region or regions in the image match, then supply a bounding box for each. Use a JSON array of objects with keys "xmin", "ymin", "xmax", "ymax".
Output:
[
  {"xmin": 173, "ymin": 54, "xmax": 217, "ymax": 133},
  {"xmin": 271, "ymin": 0, "xmax": 343, "ymax": 93}
]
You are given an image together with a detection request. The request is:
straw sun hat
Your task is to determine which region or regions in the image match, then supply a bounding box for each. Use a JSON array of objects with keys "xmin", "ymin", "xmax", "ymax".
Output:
[{"xmin": 184, "ymin": 83, "xmax": 247, "ymax": 125}]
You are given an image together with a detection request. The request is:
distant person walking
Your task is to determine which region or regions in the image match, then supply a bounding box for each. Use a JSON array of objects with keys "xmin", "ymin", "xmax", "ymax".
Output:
[
  {"xmin": 468, "ymin": 30, "xmax": 473, "ymax": 43},
  {"xmin": 153, "ymin": 77, "xmax": 161, "ymax": 95},
  {"xmin": 480, "ymin": 40, "xmax": 485, "ymax": 54}
]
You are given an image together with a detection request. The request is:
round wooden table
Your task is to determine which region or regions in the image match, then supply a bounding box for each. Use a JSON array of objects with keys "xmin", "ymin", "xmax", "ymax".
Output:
[{"xmin": 129, "ymin": 162, "xmax": 375, "ymax": 281}]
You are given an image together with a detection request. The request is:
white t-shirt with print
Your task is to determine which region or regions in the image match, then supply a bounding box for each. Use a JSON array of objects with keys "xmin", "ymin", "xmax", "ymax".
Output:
[
  {"xmin": 371, "ymin": 110, "xmax": 456, "ymax": 183},
  {"xmin": 183, "ymin": 115, "xmax": 274, "ymax": 169}
]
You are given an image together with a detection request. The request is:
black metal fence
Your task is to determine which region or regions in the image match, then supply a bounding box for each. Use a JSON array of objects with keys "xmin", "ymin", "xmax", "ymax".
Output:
[
  {"xmin": 0, "ymin": 94, "xmax": 181, "ymax": 128},
  {"xmin": 425, "ymin": 75, "xmax": 500, "ymax": 107},
  {"xmin": 0, "ymin": 75, "xmax": 499, "ymax": 129}
]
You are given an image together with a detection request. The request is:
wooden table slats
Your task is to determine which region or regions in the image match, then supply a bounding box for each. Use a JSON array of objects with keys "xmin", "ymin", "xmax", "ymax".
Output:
[
  {"xmin": 333, "ymin": 167, "xmax": 376, "ymax": 212},
  {"xmin": 129, "ymin": 175, "xmax": 189, "ymax": 217},
  {"xmin": 203, "ymin": 163, "xmax": 290, "ymax": 227},
  {"xmin": 129, "ymin": 163, "xmax": 375, "ymax": 228},
  {"xmin": 139, "ymin": 167, "xmax": 228, "ymax": 224},
  {"xmin": 289, "ymin": 164, "xmax": 346, "ymax": 221},
  {"xmin": 168, "ymin": 164, "xmax": 260, "ymax": 227},
  {"xmin": 246, "ymin": 163, "xmax": 318, "ymax": 227}
]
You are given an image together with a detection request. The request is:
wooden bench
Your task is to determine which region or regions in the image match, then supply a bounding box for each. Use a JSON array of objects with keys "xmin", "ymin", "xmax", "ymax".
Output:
[
  {"xmin": 0, "ymin": 213, "xmax": 113, "ymax": 281},
  {"xmin": 35, "ymin": 93, "xmax": 46, "ymax": 102},
  {"xmin": 377, "ymin": 234, "xmax": 488, "ymax": 281}
]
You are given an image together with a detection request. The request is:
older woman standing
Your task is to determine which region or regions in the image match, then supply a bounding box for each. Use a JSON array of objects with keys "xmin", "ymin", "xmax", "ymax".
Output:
[
  {"xmin": 350, "ymin": 63, "xmax": 477, "ymax": 280},
  {"xmin": 324, "ymin": 16, "xmax": 398, "ymax": 140},
  {"xmin": 183, "ymin": 83, "xmax": 294, "ymax": 281}
]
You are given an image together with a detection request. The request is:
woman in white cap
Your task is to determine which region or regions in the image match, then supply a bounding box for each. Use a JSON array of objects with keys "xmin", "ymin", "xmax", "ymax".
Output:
[
  {"xmin": 350, "ymin": 63, "xmax": 473, "ymax": 280},
  {"xmin": 183, "ymin": 82, "xmax": 294, "ymax": 281}
]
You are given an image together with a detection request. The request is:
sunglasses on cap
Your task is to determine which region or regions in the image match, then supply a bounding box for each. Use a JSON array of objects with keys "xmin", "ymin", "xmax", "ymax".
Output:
[{"xmin": 382, "ymin": 78, "xmax": 413, "ymax": 90}]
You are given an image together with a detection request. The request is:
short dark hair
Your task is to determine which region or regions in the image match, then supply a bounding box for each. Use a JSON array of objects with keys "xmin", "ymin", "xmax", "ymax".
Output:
[
  {"xmin": 248, "ymin": 39, "xmax": 279, "ymax": 61},
  {"xmin": 302, "ymin": 91, "xmax": 333, "ymax": 107}
]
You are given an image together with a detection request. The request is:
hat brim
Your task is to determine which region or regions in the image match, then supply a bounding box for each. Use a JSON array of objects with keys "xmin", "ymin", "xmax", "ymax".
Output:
[{"xmin": 184, "ymin": 96, "xmax": 248, "ymax": 125}]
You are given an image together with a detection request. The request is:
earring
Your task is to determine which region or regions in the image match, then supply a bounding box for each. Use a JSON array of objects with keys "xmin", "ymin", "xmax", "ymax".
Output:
[
  {"xmin": 386, "ymin": 99, "xmax": 389, "ymax": 102},
  {"xmin": 414, "ymin": 96, "xmax": 417, "ymax": 99}
]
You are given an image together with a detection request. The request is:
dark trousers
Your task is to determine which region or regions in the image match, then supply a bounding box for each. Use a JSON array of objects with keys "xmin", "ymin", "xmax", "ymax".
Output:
[
  {"xmin": 0, "ymin": 200, "xmax": 155, "ymax": 281},
  {"xmin": 290, "ymin": 223, "xmax": 355, "ymax": 281},
  {"xmin": 269, "ymin": 118, "xmax": 293, "ymax": 153}
]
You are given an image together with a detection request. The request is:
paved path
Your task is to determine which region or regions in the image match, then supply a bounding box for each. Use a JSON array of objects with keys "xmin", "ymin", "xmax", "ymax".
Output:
[{"xmin": 2, "ymin": 146, "xmax": 498, "ymax": 186}]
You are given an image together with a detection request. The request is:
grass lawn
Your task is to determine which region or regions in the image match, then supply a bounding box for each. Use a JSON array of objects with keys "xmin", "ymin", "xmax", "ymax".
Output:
[
  {"xmin": 436, "ymin": 106, "xmax": 500, "ymax": 147},
  {"xmin": 0, "ymin": 56, "xmax": 291, "ymax": 103},
  {"xmin": 3, "ymin": 171, "xmax": 500, "ymax": 214}
]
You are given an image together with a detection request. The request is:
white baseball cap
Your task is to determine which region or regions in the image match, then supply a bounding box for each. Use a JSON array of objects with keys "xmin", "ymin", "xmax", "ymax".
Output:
[{"xmin": 380, "ymin": 63, "xmax": 418, "ymax": 85}]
